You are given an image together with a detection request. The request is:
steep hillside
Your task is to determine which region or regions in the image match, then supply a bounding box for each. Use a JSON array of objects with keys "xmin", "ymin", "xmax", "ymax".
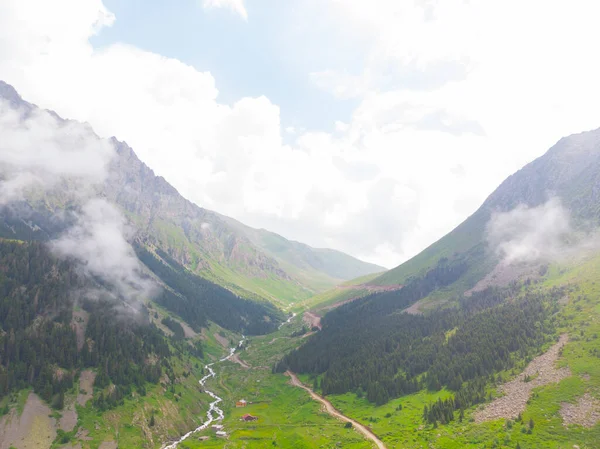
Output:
[
  {"xmin": 378, "ymin": 128, "xmax": 600, "ymax": 285},
  {"xmin": 275, "ymin": 127, "xmax": 600, "ymax": 448},
  {"xmin": 222, "ymin": 216, "xmax": 385, "ymax": 293},
  {"xmin": 312, "ymin": 127, "xmax": 600, "ymax": 309},
  {"xmin": 0, "ymin": 81, "xmax": 382, "ymax": 305}
]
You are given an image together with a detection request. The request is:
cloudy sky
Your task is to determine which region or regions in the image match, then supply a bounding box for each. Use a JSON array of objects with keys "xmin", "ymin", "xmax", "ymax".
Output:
[{"xmin": 1, "ymin": 0, "xmax": 600, "ymax": 268}]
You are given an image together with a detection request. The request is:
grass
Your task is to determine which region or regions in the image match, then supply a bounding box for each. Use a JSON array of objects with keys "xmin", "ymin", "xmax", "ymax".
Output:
[
  {"xmin": 298, "ymin": 254, "xmax": 600, "ymax": 449},
  {"xmin": 171, "ymin": 315, "xmax": 377, "ymax": 449},
  {"xmin": 296, "ymin": 272, "xmax": 387, "ymax": 312},
  {"xmin": 179, "ymin": 374, "xmax": 372, "ymax": 449},
  {"xmin": 49, "ymin": 315, "xmax": 376, "ymax": 448},
  {"xmin": 24, "ymin": 253, "xmax": 600, "ymax": 449},
  {"xmin": 172, "ymin": 253, "xmax": 600, "ymax": 449}
]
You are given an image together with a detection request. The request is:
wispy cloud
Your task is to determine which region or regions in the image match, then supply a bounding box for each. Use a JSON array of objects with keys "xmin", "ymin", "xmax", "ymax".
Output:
[
  {"xmin": 51, "ymin": 198, "xmax": 156, "ymax": 307},
  {"xmin": 0, "ymin": 94, "xmax": 155, "ymax": 308},
  {"xmin": 0, "ymin": 98, "xmax": 114, "ymax": 203},
  {"xmin": 486, "ymin": 197, "xmax": 597, "ymax": 265}
]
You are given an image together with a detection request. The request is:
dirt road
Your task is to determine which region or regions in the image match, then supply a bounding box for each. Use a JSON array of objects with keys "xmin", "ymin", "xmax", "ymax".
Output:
[{"xmin": 285, "ymin": 371, "xmax": 387, "ymax": 449}]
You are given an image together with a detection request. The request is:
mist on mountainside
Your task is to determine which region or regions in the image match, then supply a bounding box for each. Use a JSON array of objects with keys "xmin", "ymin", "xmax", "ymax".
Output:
[
  {"xmin": 486, "ymin": 196, "xmax": 600, "ymax": 265},
  {"xmin": 0, "ymin": 96, "xmax": 155, "ymax": 308}
]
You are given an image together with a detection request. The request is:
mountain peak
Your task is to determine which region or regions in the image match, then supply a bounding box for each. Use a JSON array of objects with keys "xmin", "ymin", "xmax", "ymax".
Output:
[{"xmin": 0, "ymin": 80, "xmax": 22, "ymax": 104}]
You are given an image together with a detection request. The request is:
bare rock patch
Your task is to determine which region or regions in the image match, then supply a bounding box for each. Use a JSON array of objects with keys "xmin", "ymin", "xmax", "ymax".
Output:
[
  {"xmin": 474, "ymin": 334, "xmax": 570, "ymax": 423},
  {"xmin": 560, "ymin": 393, "xmax": 600, "ymax": 428},
  {"xmin": 77, "ymin": 370, "xmax": 96, "ymax": 407},
  {"xmin": 0, "ymin": 392, "xmax": 56, "ymax": 449}
]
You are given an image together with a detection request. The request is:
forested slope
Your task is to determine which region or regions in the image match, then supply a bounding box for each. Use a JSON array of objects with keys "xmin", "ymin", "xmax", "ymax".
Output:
[
  {"xmin": 277, "ymin": 260, "xmax": 564, "ymax": 409},
  {"xmin": 0, "ymin": 240, "xmax": 169, "ymax": 409}
]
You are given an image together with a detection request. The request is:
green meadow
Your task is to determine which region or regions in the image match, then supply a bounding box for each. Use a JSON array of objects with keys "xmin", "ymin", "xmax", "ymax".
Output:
[
  {"xmin": 44, "ymin": 255, "xmax": 600, "ymax": 449},
  {"xmin": 306, "ymin": 256, "xmax": 600, "ymax": 449},
  {"xmin": 171, "ymin": 316, "xmax": 375, "ymax": 449}
]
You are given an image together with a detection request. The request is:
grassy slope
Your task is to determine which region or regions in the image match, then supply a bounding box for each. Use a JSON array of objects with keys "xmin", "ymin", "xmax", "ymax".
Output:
[
  {"xmin": 40, "ymin": 254, "xmax": 600, "ymax": 449},
  {"xmin": 144, "ymin": 217, "xmax": 315, "ymax": 307},
  {"xmin": 371, "ymin": 210, "xmax": 488, "ymax": 286},
  {"xmin": 44, "ymin": 315, "xmax": 375, "ymax": 449},
  {"xmin": 303, "ymin": 209, "xmax": 491, "ymax": 312},
  {"xmin": 310, "ymin": 255, "xmax": 600, "ymax": 449},
  {"xmin": 296, "ymin": 272, "xmax": 384, "ymax": 312},
  {"xmin": 48, "ymin": 312, "xmax": 244, "ymax": 448},
  {"xmin": 221, "ymin": 215, "xmax": 386, "ymax": 298}
]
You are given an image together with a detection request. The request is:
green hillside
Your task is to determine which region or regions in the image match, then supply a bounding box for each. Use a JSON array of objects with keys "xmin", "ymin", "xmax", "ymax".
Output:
[
  {"xmin": 269, "ymin": 126, "xmax": 600, "ymax": 448},
  {"xmin": 221, "ymin": 215, "xmax": 386, "ymax": 295}
]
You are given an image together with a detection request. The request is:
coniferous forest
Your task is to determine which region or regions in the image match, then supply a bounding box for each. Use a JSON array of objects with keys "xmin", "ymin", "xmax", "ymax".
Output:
[
  {"xmin": 136, "ymin": 246, "xmax": 283, "ymax": 335},
  {"xmin": 0, "ymin": 238, "xmax": 282, "ymax": 410},
  {"xmin": 276, "ymin": 259, "xmax": 564, "ymax": 419},
  {"xmin": 0, "ymin": 240, "xmax": 169, "ymax": 408}
]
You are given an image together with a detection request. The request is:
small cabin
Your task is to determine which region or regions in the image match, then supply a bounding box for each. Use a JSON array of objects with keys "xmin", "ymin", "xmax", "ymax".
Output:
[
  {"xmin": 211, "ymin": 424, "xmax": 224, "ymax": 432},
  {"xmin": 216, "ymin": 430, "xmax": 227, "ymax": 438},
  {"xmin": 241, "ymin": 414, "xmax": 258, "ymax": 422},
  {"xmin": 236, "ymin": 399, "xmax": 247, "ymax": 407}
]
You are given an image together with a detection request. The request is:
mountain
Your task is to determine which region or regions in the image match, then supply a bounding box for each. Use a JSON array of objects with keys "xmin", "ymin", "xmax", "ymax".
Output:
[
  {"xmin": 314, "ymin": 127, "xmax": 600, "ymax": 309},
  {"xmin": 2, "ymin": 79, "xmax": 600, "ymax": 449},
  {"xmin": 221, "ymin": 216, "xmax": 385, "ymax": 293},
  {"xmin": 0, "ymin": 81, "xmax": 384, "ymax": 306},
  {"xmin": 0, "ymin": 81, "xmax": 382, "ymax": 449},
  {"xmin": 276, "ymin": 126, "xmax": 600, "ymax": 448}
]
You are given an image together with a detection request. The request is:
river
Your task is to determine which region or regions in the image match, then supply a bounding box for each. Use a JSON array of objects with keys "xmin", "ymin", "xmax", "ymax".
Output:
[
  {"xmin": 163, "ymin": 312, "xmax": 296, "ymax": 448},
  {"xmin": 162, "ymin": 337, "xmax": 245, "ymax": 449},
  {"xmin": 278, "ymin": 312, "xmax": 297, "ymax": 329}
]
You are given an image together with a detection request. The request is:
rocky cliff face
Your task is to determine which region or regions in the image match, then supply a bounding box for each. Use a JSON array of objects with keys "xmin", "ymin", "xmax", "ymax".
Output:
[{"xmin": 103, "ymin": 138, "xmax": 289, "ymax": 279}]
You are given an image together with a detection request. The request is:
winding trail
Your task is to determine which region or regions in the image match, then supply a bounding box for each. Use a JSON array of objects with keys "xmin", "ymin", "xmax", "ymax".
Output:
[
  {"xmin": 162, "ymin": 337, "xmax": 245, "ymax": 449},
  {"xmin": 285, "ymin": 371, "xmax": 387, "ymax": 449}
]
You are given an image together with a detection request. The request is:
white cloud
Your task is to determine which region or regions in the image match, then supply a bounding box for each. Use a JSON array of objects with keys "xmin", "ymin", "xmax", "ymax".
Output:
[
  {"xmin": 0, "ymin": 97, "xmax": 115, "ymax": 203},
  {"xmin": 1, "ymin": 0, "xmax": 600, "ymax": 269},
  {"xmin": 0, "ymin": 89, "xmax": 153, "ymax": 307},
  {"xmin": 52, "ymin": 198, "xmax": 156, "ymax": 307},
  {"xmin": 486, "ymin": 198, "xmax": 572, "ymax": 265},
  {"xmin": 203, "ymin": 0, "xmax": 247, "ymax": 20},
  {"xmin": 309, "ymin": 69, "xmax": 368, "ymax": 99},
  {"xmin": 486, "ymin": 197, "xmax": 600, "ymax": 267}
]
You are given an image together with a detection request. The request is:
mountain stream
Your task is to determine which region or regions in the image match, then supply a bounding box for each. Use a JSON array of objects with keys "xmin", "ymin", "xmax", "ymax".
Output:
[
  {"xmin": 164, "ymin": 312, "xmax": 296, "ymax": 448},
  {"xmin": 162, "ymin": 337, "xmax": 245, "ymax": 448}
]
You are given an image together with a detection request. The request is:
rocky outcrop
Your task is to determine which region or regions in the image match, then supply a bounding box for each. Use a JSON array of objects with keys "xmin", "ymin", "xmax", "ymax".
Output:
[{"xmin": 0, "ymin": 81, "xmax": 383, "ymax": 303}]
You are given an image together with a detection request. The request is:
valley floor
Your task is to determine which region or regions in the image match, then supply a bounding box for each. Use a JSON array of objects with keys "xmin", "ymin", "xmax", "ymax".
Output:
[
  {"xmin": 286, "ymin": 371, "xmax": 387, "ymax": 449},
  {"xmin": 4, "ymin": 256, "xmax": 600, "ymax": 449}
]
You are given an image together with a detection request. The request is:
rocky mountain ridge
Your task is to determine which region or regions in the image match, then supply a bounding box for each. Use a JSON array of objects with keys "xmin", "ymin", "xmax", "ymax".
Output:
[{"xmin": 0, "ymin": 80, "xmax": 384, "ymax": 305}]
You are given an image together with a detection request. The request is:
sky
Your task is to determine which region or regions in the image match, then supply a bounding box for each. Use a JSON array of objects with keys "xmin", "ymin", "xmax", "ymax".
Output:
[{"xmin": 1, "ymin": 0, "xmax": 600, "ymax": 268}]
